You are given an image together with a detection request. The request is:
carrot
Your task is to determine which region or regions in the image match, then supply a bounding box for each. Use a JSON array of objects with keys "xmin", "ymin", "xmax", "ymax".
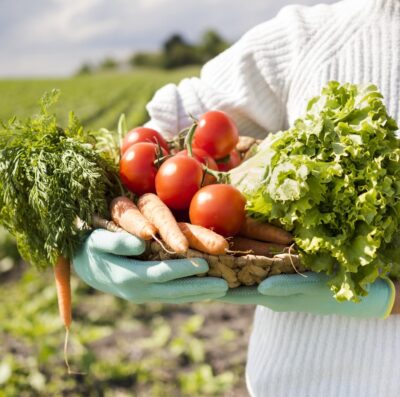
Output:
[
  {"xmin": 54, "ymin": 256, "xmax": 71, "ymax": 329},
  {"xmin": 239, "ymin": 217, "xmax": 293, "ymax": 244},
  {"xmin": 54, "ymin": 256, "xmax": 75, "ymax": 374},
  {"xmin": 178, "ymin": 222, "xmax": 229, "ymax": 255},
  {"xmin": 92, "ymin": 215, "xmax": 124, "ymax": 233},
  {"xmin": 138, "ymin": 193, "xmax": 189, "ymax": 254},
  {"xmin": 229, "ymin": 236, "xmax": 288, "ymax": 256},
  {"xmin": 110, "ymin": 196, "xmax": 157, "ymax": 240}
]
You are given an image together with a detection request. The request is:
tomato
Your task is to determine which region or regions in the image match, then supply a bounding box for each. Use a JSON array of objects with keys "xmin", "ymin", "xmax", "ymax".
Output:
[
  {"xmin": 119, "ymin": 142, "xmax": 166, "ymax": 196},
  {"xmin": 121, "ymin": 127, "xmax": 169, "ymax": 155},
  {"xmin": 155, "ymin": 156, "xmax": 203, "ymax": 210},
  {"xmin": 192, "ymin": 111, "xmax": 239, "ymax": 159},
  {"xmin": 217, "ymin": 150, "xmax": 242, "ymax": 172},
  {"xmin": 176, "ymin": 148, "xmax": 218, "ymax": 185},
  {"xmin": 189, "ymin": 184, "xmax": 246, "ymax": 237}
]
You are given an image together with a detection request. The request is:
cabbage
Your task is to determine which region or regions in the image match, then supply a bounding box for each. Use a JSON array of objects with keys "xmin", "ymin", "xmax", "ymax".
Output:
[{"xmin": 230, "ymin": 81, "xmax": 400, "ymax": 301}]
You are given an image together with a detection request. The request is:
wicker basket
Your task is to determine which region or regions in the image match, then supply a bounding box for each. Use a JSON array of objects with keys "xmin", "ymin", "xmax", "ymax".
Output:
[
  {"xmin": 96, "ymin": 136, "xmax": 306, "ymax": 288},
  {"xmin": 143, "ymin": 135, "xmax": 305, "ymax": 287},
  {"xmin": 142, "ymin": 240, "xmax": 304, "ymax": 288}
]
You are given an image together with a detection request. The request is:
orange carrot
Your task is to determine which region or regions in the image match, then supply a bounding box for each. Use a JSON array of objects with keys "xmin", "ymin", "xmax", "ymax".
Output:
[
  {"xmin": 54, "ymin": 256, "xmax": 71, "ymax": 329},
  {"xmin": 178, "ymin": 222, "xmax": 229, "ymax": 255},
  {"xmin": 239, "ymin": 217, "xmax": 293, "ymax": 244},
  {"xmin": 54, "ymin": 256, "xmax": 75, "ymax": 374},
  {"xmin": 110, "ymin": 196, "xmax": 157, "ymax": 240},
  {"xmin": 138, "ymin": 193, "xmax": 189, "ymax": 254},
  {"xmin": 229, "ymin": 236, "xmax": 288, "ymax": 256}
]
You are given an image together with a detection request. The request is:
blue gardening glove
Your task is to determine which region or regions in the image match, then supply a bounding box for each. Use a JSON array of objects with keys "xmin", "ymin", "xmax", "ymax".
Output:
[
  {"xmin": 73, "ymin": 229, "xmax": 228, "ymax": 303},
  {"xmin": 218, "ymin": 272, "xmax": 396, "ymax": 319}
]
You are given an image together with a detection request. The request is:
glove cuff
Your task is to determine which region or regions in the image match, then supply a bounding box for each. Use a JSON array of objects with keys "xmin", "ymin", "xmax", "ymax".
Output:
[{"xmin": 382, "ymin": 278, "xmax": 396, "ymax": 319}]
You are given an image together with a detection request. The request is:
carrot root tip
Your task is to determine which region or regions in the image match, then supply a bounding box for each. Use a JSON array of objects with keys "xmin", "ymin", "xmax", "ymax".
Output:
[
  {"xmin": 64, "ymin": 327, "xmax": 86, "ymax": 376},
  {"xmin": 151, "ymin": 234, "xmax": 177, "ymax": 255}
]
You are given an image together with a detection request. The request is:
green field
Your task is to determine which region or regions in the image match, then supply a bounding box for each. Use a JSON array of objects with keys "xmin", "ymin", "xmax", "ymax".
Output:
[
  {"xmin": 0, "ymin": 67, "xmax": 199, "ymax": 131},
  {"xmin": 0, "ymin": 69, "xmax": 253, "ymax": 397}
]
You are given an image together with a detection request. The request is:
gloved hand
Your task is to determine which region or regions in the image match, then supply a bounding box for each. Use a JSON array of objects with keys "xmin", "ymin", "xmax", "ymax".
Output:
[
  {"xmin": 73, "ymin": 229, "xmax": 228, "ymax": 303},
  {"xmin": 218, "ymin": 272, "xmax": 396, "ymax": 319}
]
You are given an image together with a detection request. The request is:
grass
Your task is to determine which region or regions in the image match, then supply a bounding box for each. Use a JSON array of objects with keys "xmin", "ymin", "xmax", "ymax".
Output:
[
  {"xmin": 0, "ymin": 68, "xmax": 254, "ymax": 397},
  {"xmin": 0, "ymin": 67, "xmax": 200, "ymax": 130},
  {"xmin": 0, "ymin": 263, "xmax": 252, "ymax": 397}
]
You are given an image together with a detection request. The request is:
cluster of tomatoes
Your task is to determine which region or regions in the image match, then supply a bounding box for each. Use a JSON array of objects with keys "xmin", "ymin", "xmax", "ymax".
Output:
[{"xmin": 119, "ymin": 110, "xmax": 246, "ymax": 236}]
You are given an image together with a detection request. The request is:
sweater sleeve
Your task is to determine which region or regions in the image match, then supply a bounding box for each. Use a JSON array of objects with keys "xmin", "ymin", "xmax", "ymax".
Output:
[{"xmin": 145, "ymin": 5, "xmax": 320, "ymax": 139}]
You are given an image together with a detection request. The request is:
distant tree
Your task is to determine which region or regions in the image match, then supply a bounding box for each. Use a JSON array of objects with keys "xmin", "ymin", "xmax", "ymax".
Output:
[
  {"xmin": 129, "ymin": 52, "xmax": 164, "ymax": 68},
  {"xmin": 163, "ymin": 34, "xmax": 188, "ymax": 52},
  {"xmin": 76, "ymin": 63, "xmax": 93, "ymax": 76},
  {"xmin": 99, "ymin": 57, "xmax": 118, "ymax": 71},
  {"xmin": 128, "ymin": 30, "xmax": 231, "ymax": 70},
  {"xmin": 162, "ymin": 33, "xmax": 199, "ymax": 69},
  {"xmin": 199, "ymin": 30, "xmax": 229, "ymax": 62}
]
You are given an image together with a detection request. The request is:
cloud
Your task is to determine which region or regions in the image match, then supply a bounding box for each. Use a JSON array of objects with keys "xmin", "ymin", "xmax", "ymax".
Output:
[
  {"xmin": 0, "ymin": 0, "xmax": 338, "ymax": 77},
  {"xmin": 138, "ymin": 0, "xmax": 170, "ymax": 9},
  {"xmin": 33, "ymin": 0, "xmax": 118, "ymax": 43}
]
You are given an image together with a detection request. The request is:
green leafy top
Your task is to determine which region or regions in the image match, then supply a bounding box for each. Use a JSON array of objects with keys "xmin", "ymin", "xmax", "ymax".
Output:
[
  {"xmin": 230, "ymin": 81, "xmax": 400, "ymax": 301},
  {"xmin": 0, "ymin": 90, "xmax": 122, "ymax": 270}
]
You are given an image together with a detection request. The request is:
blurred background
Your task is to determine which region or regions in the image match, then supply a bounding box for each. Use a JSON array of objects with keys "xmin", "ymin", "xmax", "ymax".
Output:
[{"xmin": 1, "ymin": 0, "xmax": 335, "ymax": 396}]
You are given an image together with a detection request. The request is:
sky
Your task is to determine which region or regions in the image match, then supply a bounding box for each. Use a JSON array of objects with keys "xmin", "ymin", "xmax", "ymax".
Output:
[{"xmin": 0, "ymin": 0, "xmax": 337, "ymax": 77}]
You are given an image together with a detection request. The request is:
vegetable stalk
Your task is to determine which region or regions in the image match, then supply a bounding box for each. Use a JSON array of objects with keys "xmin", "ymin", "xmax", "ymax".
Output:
[{"xmin": 0, "ymin": 90, "xmax": 122, "ymax": 372}]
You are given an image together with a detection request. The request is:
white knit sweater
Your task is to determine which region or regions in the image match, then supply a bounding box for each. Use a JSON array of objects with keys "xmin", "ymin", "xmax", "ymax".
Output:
[{"xmin": 145, "ymin": 0, "xmax": 400, "ymax": 395}]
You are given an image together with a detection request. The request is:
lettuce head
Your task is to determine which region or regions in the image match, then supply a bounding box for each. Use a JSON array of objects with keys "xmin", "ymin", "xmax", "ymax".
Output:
[{"xmin": 230, "ymin": 81, "xmax": 400, "ymax": 301}]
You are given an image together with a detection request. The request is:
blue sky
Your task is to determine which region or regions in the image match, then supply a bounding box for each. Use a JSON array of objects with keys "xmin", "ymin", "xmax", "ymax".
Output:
[{"xmin": 0, "ymin": 0, "xmax": 336, "ymax": 77}]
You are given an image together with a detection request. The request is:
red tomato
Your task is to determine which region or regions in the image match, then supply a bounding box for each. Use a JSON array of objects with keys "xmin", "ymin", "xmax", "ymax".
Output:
[
  {"xmin": 192, "ymin": 111, "xmax": 239, "ymax": 159},
  {"xmin": 176, "ymin": 148, "xmax": 218, "ymax": 185},
  {"xmin": 189, "ymin": 184, "xmax": 246, "ymax": 237},
  {"xmin": 119, "ymin": 142, "xmax": 167, "ymax": 196},
  {"xmin": 155, "ymin": 156, "xmax": 203, "ymax": 210},
  {"xmin": 217, "ymin": 150, "xmax": 242, "ymax": 172},
  {"xmin": 121, "ymin": 127, "xmax": 169, "ymax": 155}
]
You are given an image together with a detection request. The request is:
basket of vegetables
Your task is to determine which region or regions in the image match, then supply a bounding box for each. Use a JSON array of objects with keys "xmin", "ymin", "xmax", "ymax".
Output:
[
  {"xmin": 98, "ymin": 118, "xmax": 306, "ymax": 288},
  {"xmin": 93, "ymin": 107, "xmax": 306, "ymax": 289},
  {"xmin": 1, "ymin": 81, "xmax": 400, "ymax": 369}
]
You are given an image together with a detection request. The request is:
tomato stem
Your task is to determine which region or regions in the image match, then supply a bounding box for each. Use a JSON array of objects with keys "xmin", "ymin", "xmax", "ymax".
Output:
[
  {"xmin": 202, "ymin": 165, "xmax": 230, "ymax": 184},
  {"xmin": 167, "ymin": 126, "xmax": 190, "ymax": 152},
  {"xmin": 117, "ymin": 114, "xmax": 127, "ymax": 152},
  {"xmin": 187, "ymin": 113, "xmax": 198, "ymax": 123},
  {"xmin": 184, "ymin": 122, "xmax": 198, "ymax": 157},
  {"xmin": 154, "ymin": 154, "xmax": 173, "ymax": 168}
]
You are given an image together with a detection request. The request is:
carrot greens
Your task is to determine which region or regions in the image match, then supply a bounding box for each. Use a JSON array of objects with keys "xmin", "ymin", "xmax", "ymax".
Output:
[{"xmin": 0, "ymin": 90, "xmax": 121, "ymax": 270}]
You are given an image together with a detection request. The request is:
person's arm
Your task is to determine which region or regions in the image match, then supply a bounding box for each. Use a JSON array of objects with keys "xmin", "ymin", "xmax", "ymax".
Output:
[{"xmin": 145, "ymin": 4, "xmax": 320, "ymax": 139}]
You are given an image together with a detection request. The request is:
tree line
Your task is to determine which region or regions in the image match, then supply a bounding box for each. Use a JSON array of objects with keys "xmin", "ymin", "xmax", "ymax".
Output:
[{"xmin": 77, "ymin": 30, "xmax": 229, "ymax": 75}]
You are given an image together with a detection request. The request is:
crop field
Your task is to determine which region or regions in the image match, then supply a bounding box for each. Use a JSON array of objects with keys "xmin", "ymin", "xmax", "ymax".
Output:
[
  {"xmin": 0, "ymin": 68, "xmax": 254, "ymax": 397},
  {"xmin": 0, "ymin": 67, "xmax": 200, "ymax": 131}
]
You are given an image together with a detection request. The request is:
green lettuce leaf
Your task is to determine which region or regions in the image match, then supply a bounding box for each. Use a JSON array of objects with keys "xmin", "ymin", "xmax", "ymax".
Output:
[{"xmin": 230, "ymin": 81, "xmax": 400, "ymax": 301}]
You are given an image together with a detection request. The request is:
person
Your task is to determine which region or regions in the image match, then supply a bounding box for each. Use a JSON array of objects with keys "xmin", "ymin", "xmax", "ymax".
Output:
[{"xmin": 73, "ymin": 0, "xmax": 400, "ymax": 395}]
